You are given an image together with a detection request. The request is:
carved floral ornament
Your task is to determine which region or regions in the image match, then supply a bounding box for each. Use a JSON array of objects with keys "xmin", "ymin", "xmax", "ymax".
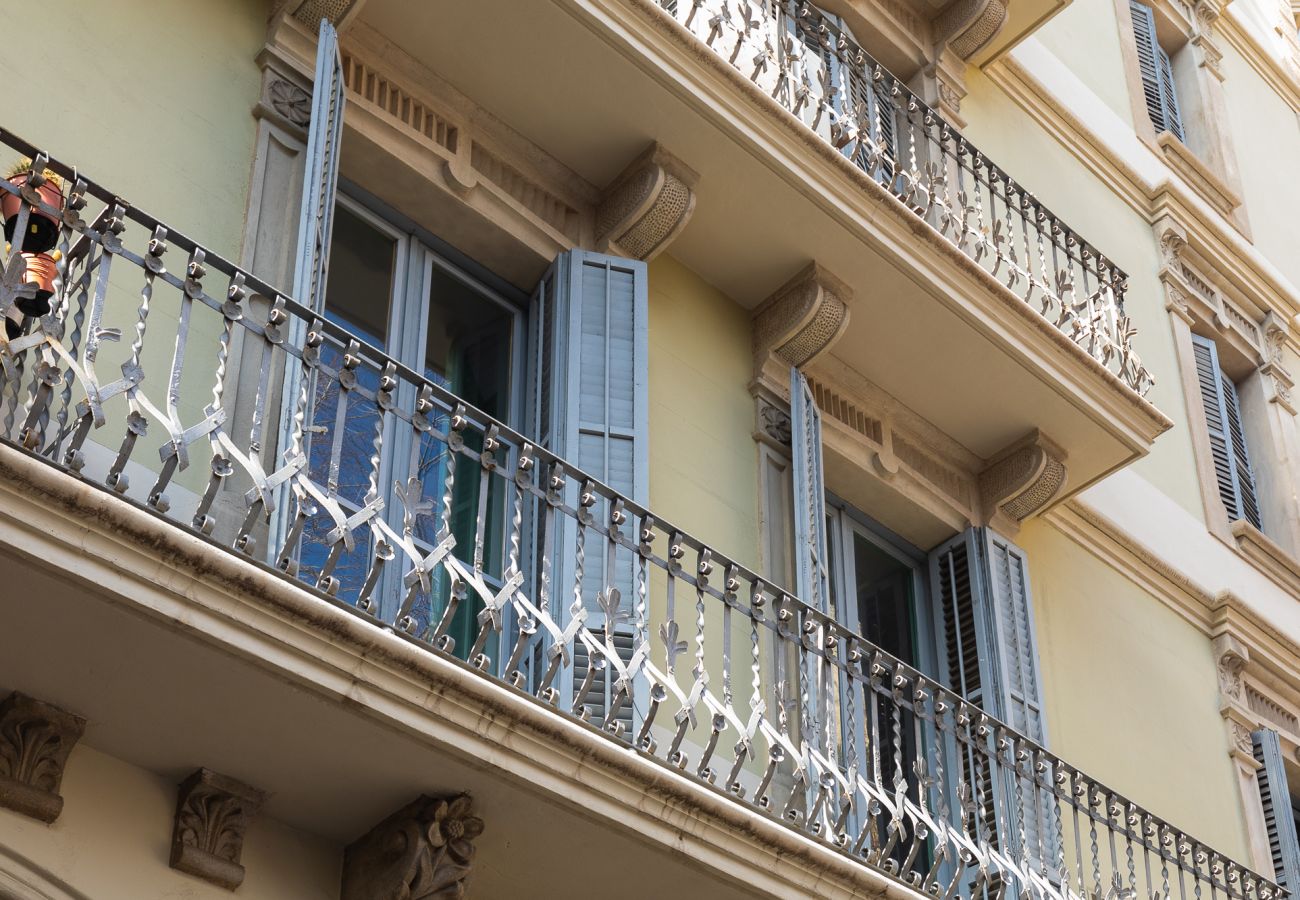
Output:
[
  {"xmin": 269, "ymin": 78, "xmax": 312, "ymax": 128},
  {"xmin": 170, "ymin": 768, "xmax": 267, "ymax": 891},
  {"xmin": 0, "ymin": 691, "xmax": 85, "ymax": 824},
  {"xmin": 343, "ymin": 794, "xmax": 485, "ymax": 900}
]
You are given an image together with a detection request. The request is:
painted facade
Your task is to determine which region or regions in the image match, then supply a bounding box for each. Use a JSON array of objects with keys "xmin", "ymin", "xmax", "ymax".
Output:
[{"xmin": 0, "ymin": 0, "xmax": 1298, "ymax": 897}]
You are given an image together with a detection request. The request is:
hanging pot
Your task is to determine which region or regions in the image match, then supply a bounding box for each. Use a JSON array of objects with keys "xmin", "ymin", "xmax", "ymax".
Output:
[
  {"xmin": 2, "ymin": 172, "xmax": 64, "ymax": 254},
  {"xmin": 17, "ymin": 252, "xmax": 58, "ymax": 318}
]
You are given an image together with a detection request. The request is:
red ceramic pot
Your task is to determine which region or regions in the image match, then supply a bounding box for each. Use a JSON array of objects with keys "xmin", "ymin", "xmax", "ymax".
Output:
[
  {"xmin": 17, "ymin": 252, "xmax": 57, "ymax": 318},
  {"xmin": 2, "ymin": 172, "xmax": 64, "ymax": 254}
]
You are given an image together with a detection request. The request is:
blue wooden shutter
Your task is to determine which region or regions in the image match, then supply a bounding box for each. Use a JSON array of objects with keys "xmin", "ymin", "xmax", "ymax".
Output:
[
  {"xmin": 1130, "ymin": 1, "xmax": 1185, "ymax": 140},
  {"xmin": 1192, "ymin": 334, "xmax": 1262, "ymax": 528},
  {"xmin": 1253, "ymin": 729, "xmax": 1300, "ymax": 892},
  {"xmin": 790, "ymin": 368, "xmax": 830, "ymax": 614},
  {"xmin": 292, "ymin": 19, "xmax": 345, "ymax": 312},
  {"xmin": 931, "ymin": 529, "xmax": 1053, "ymax": 878},
  {"xmin": 530, "ymin": 251, "xmax": 648, "ymax": 722}
]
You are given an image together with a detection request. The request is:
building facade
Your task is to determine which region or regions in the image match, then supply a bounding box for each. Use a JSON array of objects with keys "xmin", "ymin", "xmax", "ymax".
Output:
[{"xmin": 0, "ymin": 0, "xmax": 1298, "ymax": 896}]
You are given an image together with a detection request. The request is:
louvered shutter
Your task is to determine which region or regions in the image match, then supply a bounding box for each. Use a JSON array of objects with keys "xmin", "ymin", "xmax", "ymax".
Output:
[
  {"xmin": 791, "ymin": 368, "xmax": 830, "ymax": 614},
  {"xmin": 1130, "ymin": 2, "xmax": 1185, "ymax": 139},
  {"xmin": 529, "ymin": 251, "xmax": 647, "ymax": 722},
  {"xmin": 931, "ymin": 529, "xmax": 1054, "ymax": 881},
  {"xmin": 270, "ymin": 19, "xmax": 347, "ymax": 560},
  {"xmin": 292, "ymin": 19, "xmax": 345, "ymax": 313},
  {"xmin": 1253, "ymin": 729, "xmax": 1300, "ymax": 892},
  {"xmin": 1191, "ymin": 334, "xmax": 1262, "ymax": 529},
  {"xmin": 843, "ymin": 64, "xmax": 897, "ymax": 181},
  {"xmin": 930, "ymin": 530, "xmax": 1001, "ymax": 847}
]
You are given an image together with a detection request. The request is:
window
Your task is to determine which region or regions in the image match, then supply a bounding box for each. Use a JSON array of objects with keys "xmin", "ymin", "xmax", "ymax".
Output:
[
  {"xmin": 1252, "ymin": 729, "xmax": 1300, "ymax": 890},
  {"xmin": 302, "ymin": 197, "xmax": 522, "ymax": 653},
  {"xmin": 1191, "ymin": 334, "xmax": 1263, "ymax": 530},
  {"xmin": 1130, "ymin": 0, "xmax": 1185, "ymax": 140}
]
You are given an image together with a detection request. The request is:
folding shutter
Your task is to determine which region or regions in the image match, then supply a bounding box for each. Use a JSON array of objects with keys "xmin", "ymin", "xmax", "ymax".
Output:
[
  {"xmin": 528, "ymin": 251, "xmax": 648, "ymax": 721},
  {"xmin": 930, "ymin": 529, "xmax": 1054, "ymax": 879},
  {"xmin": 1253, "ymin": 729, "xmax": 1300, "ymax": 892},
  {"xmin": 791, "ymin": 368, "xmax": 830, "ymax": 614},
  {"xmin": 292, "ymin": 19, "xmax": 345, "ymax": 312},
  {"xmin": 271, "ymin": 19, "xmax": 346, "ymax": 560},
  {"xmin": 929, "ymin": 530, "xmax": 1002, "ymax": 848},
  {"xmin": 1192, "ymin": 334, "xmax": 1262, "ymax": 529},
  {"xmin": 1130, "ymin": 2, "xmax": 1185, "ymax": 139}
]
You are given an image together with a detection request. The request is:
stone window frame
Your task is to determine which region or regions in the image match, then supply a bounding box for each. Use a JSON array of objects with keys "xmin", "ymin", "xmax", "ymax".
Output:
[
  {"xmin": 1157, "ymin": 215, "xmax": 1300, "ymax": 577},
  {"xmin": 1116, "ymin": 0, "xmax": 1249, "ymax": 230},
  {"xmin": 1214, "ymin": 608, "xmax": 1300, "ymax": 883}
]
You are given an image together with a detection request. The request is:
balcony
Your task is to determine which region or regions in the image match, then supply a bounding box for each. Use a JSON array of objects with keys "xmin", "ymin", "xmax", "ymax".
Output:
[
  {"xmin": 0, "ymin": 129, "xmax": 1269, "ymax": 900},
  {"xmin": 299, "ymin": 0, "xmax": 1172, "ymax": 529}
]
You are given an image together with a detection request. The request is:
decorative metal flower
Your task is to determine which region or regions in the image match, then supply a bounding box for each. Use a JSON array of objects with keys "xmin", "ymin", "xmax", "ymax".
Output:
[{"xmin": 426, "ymin": 795, "xmax": 484, "ymax": 866}]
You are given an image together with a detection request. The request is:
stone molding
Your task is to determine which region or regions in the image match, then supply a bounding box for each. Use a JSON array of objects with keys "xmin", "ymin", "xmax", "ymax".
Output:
[
  {"xmin": 596, "ymin": 143, "xmax": 699, "ymax": 261},
  {"xmin": 752, "ymin": 263, "xmax": 852, "ymax": 370},
  {"xmin": 978, "ymin": 430, "xmax": 1068, "ymax": 531},
  {"xmin": 0, "ymin": 692, "xmax": 85, "ymax": 824},
  {"xmin": 170, "ymin": 768, "xmax": 267, "ymax": 891},
  {"xmin": 342, "ymin": 794, "xmax": 484, "ymax": 900}
]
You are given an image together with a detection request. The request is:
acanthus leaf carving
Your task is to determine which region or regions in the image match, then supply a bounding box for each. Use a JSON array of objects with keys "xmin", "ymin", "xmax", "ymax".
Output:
[
  {"xmin": 170, "ymin": 768, "xmax": 266, "ymax": 891},
  {"xmin": 0, "ymin": 691, "xmax": 85, "ymax": 824}
]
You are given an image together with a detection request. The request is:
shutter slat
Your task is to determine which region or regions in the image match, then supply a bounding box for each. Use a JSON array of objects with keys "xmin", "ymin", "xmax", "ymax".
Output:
[
  {"xmin": 1253, "ymin": 729, "xmax": 1300, "ymax": 891},
  {"xmin": 1192, "ymin": 334, "xmax": 1262, "ymax": 528},
  {"xmin": 1129, "ymin": 2, "xmax": 1180, "ymax": 136}
]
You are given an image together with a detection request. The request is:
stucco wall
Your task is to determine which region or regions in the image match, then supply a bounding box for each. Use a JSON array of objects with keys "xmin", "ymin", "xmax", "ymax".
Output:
[
  {"xmin": 0, "ymin": 743, "xmax": 340, "ymax": 900},
  {"xmin": 647, "ymin": 254, "xmax": 760, "ymax": 571}
]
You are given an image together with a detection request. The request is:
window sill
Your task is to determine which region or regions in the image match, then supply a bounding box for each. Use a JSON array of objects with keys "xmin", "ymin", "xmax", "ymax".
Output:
[
  {"xmin": 1154, "ymin": 132, "xmax": 1243, "ymax": 227},
  {"xmin": 1231, "ymin": 519, "xmax": 1300, "ymax": 597}
]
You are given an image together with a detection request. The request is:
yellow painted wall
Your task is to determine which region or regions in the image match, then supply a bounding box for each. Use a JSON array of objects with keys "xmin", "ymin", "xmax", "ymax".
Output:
[
  {"xmin": 0, "ymin": 742, "xmax": 340, "ymax": 900},
  {"xmin": 647, "ymin": 253, "xmax": 760, "ymax": 571},
  {"xmin": 1019, "ymin": 516, "xmax": 1252, "ymax": 864},
  {"xmin": 0, "ymin": 0, "xmax": 265, "ymax": 260}
]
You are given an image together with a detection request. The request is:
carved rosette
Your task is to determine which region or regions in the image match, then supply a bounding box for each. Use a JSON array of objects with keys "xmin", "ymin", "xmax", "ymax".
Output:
[
  {"xmin": 752, "ymin": 262, "xmax": 852, "ymax": 371},
  {"xmin": 0, "ymin": 692, "xmax": 85, "ymax": 823},
  {"xmin": 978, "ymin": 431, "xmax": 1068, "ymax": 529},
  {"xmin": 596, "ymin": 144, "xmax": 699, "ymax": 262},
  {"xmin": 343, "ymin": 794, "xmax": 485, "ymax": 900},
  {"xmin": 170, "ymin": 768, "xmax": 267, "ymax": 891}
]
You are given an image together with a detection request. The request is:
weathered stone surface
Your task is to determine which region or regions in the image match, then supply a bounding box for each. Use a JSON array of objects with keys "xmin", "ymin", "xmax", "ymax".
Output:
[
  {"xmin": 343, "ymin": 794, "xmax": 485, "ymax": 900},
  {"xmin": 0, "ymin": 691, "xmax": 85, "ymax": 824},
  {"xmin": 170, "ymin": 768, "xmax": 266, "ymax": 891}
]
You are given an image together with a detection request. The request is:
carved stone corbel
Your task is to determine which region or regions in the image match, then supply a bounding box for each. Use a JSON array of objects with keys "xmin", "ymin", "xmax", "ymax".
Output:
[
  {"xmin": 933, "ymin": 0, "xmax": 1008, "ymax": 60},
  {"xmin": 923, "ymin": 47, "xmax": 970, "ymax": 127},
  {"xmin": 1213, "ymin": 632, "xmax": 1250, "ymax": 708},
  {"xmin": 343, "ymin": 794, "xmax": 485, "ymax": 900},
  {"xmin": 752, "ymin": 263, "xmax": 852, "ymax": 373},
  {"xmin": 596, "ymin": 144, "xmax": 699, "ymax": 262},
  {"xmin": 170, "ymin": 768, "xmax": 267, "ymax": 891},
  {"xmin": 0, "ymin": 692, "xmax": 85, "ymax": 823},
  {"xmin": 978, "ymin": 430, "xmax": 1067, "ymax": 530},
  {"xmin": 1262, "ymin": 312, "xmax": 1296, "ymax": 415}
]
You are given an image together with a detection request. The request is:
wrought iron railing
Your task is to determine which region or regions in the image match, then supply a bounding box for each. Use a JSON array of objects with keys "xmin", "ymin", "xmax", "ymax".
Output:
[
  {"xmin": 0, "ymin": 128, "xmax": 1265, "ymax": 900},
  {"xmin": 657, "ymin": 0, "xmax": 1152, "ymax": 396}
]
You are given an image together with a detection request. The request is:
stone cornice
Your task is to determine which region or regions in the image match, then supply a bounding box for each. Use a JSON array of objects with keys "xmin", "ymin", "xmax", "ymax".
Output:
[{"xmin": 985, "ymin": 52, "xmax": 1300, "ymax": 326}]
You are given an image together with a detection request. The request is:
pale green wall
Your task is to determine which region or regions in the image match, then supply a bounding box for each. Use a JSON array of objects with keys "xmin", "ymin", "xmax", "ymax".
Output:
[
  {"xmin": 0, "ymin": 0, "xmax": 265, "ymax": 260},
  {"xmin": 1035, "ymin": 0, "xmax": 1138, "ymax": 127},
  {"xmin": 648, "ymin": 254, "xmax": 760, "ymax": 571},
  {"xmin": 1019, "ymin": 517, "xmax": 1251, "ymax": 863}
]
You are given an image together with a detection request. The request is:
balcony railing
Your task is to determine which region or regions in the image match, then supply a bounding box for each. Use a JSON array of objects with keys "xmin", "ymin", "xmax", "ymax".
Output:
[
  {"xmin": 657, "ymin": 0, "xmax": 1152, "ymax": 396},
  {"xmin": 0, "ymin": 128, "xmax": 1263, "ymax": 900}
]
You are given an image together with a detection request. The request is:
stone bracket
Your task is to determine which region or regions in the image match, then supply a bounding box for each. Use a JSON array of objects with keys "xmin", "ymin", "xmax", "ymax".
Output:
[
  {"xmin": 752, "ymin": 262, "xmax": 852, "ymax": 372},
  {"xmin": 979, "ymin": 430, "xmax": 1068, "ymax": 530},
  {"xmin": 596, "ymin": 143, "xmax": 699, "ymax": 261},
  {"xmin": 0, "ymin": 691, "xmax": 85, "ymax": 824},
  {"xmin": 343, "ymin": 793, "xmax": 484, "ymax": 900},
  {"xmin": 170, "ymin": 768, "xmax": 267, "ymax": 891}
]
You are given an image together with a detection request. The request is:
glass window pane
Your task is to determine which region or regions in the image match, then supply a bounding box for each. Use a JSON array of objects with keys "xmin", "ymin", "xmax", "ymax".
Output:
[{"xmin": 323, "ymin": 204, "xmax": 396, "ymax": 346}]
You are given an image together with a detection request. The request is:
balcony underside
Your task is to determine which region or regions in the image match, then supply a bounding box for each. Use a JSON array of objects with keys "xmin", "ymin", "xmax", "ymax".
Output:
[
  {"xmin": 0, "ymin": 445, "xmax": 902, "ymax": 900},
  {"xmin": 342, "ymin": 0, "xmax": 1170, "ymax": 508}
]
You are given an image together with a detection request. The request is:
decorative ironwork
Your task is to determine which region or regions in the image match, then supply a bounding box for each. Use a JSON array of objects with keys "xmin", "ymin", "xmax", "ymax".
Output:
[
  {"xmin": 657, "ymin": 0, "xmax": 1152, "ymax": 395},
  {"xmin": 0, "ymin": 127, "xmax": 1256, "ymax": 900}
]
